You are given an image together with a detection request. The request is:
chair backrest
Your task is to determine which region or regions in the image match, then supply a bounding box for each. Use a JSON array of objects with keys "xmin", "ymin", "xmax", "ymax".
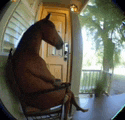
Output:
[
  {"xmin": 5, "ymin": 49, "xmax": 21, "ymax": 97},
  {"xmin": 5, "ymin": 49, "xmax": 28, "ymax": 115},
  {"xmin": 0, "ymin": 51, "xmax": 27, "ymax": 119}
]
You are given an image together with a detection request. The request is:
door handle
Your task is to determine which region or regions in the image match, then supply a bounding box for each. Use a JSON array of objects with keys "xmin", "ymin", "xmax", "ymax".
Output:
[{"xmin": 64, "ymin": 43, "xmax": 69, "ymax": 61}]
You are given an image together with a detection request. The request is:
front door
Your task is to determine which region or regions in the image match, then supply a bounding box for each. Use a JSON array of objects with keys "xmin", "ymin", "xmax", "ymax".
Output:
[{"xmin": 39, "ymin": 6, "xmax": 71, "ymax": 82}]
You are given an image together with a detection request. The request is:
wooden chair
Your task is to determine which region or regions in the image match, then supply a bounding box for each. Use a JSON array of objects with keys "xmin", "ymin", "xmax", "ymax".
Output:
[{"xmin": 5, "ymin": 49, "xmax": 71, "ymax": 120}]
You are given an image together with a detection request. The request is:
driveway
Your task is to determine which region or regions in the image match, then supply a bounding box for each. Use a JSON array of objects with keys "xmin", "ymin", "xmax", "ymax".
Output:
[{"xmin": 110, "ymin": 74, "xmax": 125, "ymax": 95}]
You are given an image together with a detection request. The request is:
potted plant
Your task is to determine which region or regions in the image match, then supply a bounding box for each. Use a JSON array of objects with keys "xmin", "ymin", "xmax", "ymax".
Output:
[{"xmin": 94, "ymin": 72, "xmax": 107, "ymax": 97}]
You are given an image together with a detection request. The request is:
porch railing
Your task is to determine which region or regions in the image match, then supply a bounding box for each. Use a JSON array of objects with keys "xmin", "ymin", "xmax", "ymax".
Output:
[{"xmin": 79, "ymin": 70, "xmax": 112, "ymax": 94}]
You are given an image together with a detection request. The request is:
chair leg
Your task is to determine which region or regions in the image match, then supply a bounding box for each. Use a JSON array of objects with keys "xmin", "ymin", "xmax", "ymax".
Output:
[
  {"xmin": 26, "ymin": 117, "xmax": 28, "ymax": 120},
  {"xmin": 69, "ymin": 103, "xmax": 72, "ymax": 117}
]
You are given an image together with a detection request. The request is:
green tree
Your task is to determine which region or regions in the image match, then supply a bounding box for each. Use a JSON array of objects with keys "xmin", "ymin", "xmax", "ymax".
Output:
[{"xmin": 79, "ymin": 0, "xmax": 125, "ymax": 72}]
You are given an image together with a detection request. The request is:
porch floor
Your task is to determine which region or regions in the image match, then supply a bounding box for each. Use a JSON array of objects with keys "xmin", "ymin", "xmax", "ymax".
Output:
[{"xmin": 72, "ymin": 94, "xmax": 125, "ymax": 120}]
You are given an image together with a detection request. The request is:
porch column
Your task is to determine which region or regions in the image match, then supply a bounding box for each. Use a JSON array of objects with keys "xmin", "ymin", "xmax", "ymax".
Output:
[{"xmin": 71, "ymin": 12, "xmax": 83, "ymax": 97}]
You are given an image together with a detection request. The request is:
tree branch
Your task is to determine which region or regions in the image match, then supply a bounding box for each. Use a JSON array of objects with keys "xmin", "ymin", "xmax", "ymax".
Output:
[{"xmin": 87, "ymin": 18, "xmax": 103, "ymax": 32}]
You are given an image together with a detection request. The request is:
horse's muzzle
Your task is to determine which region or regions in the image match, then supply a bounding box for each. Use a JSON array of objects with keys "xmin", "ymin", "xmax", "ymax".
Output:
[{"xmin": 56, "ymin": 41, "xmax": 64, "ymax": 50}]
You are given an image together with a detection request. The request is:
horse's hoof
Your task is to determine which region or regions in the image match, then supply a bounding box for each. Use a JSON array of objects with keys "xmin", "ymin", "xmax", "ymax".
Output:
[
  {"xmin": 76, "ymin": 108, "xmax": 89, "ymax": 112},
  {"xmin": 68, "ymin": 116, "xmax": 72, "ymax": 120}
]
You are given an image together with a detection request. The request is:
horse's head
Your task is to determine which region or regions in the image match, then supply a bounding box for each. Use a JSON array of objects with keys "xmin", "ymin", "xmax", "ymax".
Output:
[{"xmin": 39, "ymin": 14, "xmax": 64, "ymax": 50}]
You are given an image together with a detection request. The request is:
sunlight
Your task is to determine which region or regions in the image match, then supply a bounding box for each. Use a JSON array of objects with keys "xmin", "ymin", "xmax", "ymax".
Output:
[
  {"xmin": 81, "ymin": 26, "xmax": 125, "ymax": 74},
  {"xmin": 82, "ymin": 27, "xmax": 93, "ymax": 51},
  {"xmin": 82, "ymin": 27, "xmax": 102, "ymax": 70}
]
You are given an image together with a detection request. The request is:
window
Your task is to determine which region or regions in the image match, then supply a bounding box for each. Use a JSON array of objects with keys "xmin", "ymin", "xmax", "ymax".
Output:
[{"xmin": 1, "ymin": 1, "xmax": 35, "ymax": 53}]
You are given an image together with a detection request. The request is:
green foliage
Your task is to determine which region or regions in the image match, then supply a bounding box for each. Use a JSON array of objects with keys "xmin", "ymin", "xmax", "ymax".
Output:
[
  {"xmin": 96, "ymin": 50, "xmax": 103, "ymax": 65},
  {"xmin": 79, "ymin": 0, "xmax": 125, "ymax": 70},
  {"xmin": 95, "ymin": 72, "xmax": 107, "ymax": 96},
  {"xmin": 113, "ymin": 49, "xmax": 121, "ymax": 66}
]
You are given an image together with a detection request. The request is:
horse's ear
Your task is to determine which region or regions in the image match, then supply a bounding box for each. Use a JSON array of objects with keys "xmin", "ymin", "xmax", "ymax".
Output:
[{"xmin": 45, "ymin": 13, "xmax": 51, "ymax": 20}]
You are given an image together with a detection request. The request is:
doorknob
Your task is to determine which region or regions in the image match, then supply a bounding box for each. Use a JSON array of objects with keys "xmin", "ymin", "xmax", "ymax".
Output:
[{"xmin": 64, "ymin": 43, "xmax": 69, "ymax": 61}]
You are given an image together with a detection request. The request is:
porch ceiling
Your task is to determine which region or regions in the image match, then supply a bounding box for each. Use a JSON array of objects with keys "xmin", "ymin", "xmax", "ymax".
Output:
[{"xmin": 41, "ymin": 0, "xmax": 89, "ymax": 13}]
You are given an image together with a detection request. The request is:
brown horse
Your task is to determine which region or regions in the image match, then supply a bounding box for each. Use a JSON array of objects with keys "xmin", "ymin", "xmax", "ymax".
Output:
[{"xmin": 12, "ymin": 13, "xmax": 88, "ymax": 119}]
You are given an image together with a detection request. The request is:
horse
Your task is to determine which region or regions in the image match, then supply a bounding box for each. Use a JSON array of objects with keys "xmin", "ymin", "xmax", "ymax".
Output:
[{"xmin": 11, "ymin": 13, "xmax": 88, "ymax": 119}]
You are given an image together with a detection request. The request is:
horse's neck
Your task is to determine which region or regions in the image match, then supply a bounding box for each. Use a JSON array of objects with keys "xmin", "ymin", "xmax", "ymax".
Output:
[
  {"xmin": 26, "ymin": 30, "xmax": 42, "ymax": 54},
  {"xmin": 15, "ymin": 24, "xmax": 42, "ymax": 56}
]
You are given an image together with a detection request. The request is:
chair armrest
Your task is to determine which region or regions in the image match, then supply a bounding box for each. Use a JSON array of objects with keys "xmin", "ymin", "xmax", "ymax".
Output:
[{"xmin": 24, "ymin": 83, "xmax": 71, "ymax": 96}]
